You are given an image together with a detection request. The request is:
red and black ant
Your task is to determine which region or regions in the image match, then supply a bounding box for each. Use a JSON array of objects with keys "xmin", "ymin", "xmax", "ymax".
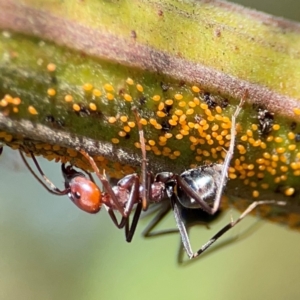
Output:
[{"xmin": 19, "ymin": 99, "xmax": 287, "ymax": 260}]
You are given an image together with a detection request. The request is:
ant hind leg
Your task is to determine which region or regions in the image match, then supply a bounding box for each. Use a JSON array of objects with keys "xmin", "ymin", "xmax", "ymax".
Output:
[{"xmin": 192, "ymin": 200, "xmax": 287, "ymax": 258}]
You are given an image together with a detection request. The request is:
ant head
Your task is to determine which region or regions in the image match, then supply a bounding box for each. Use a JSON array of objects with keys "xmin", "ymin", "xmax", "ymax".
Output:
[{"xmin": 68, "ymin": 176, "xmax": 102, "ymax": 214}]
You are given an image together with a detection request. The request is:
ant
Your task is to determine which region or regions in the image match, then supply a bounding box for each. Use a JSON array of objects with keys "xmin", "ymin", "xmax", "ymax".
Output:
[{"xmin": 19, "ymin": 98, "xmax": 287, "ymax": 260}]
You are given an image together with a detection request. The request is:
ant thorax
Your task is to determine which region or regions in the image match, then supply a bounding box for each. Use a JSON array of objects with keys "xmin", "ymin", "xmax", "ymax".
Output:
[
  {"xmin": 104, "ymin": 185, "xmax": 129, "ymax": 209},
  {"xmin": 176, "ymin": 164, "xmax": 224, "ymax": 209}
]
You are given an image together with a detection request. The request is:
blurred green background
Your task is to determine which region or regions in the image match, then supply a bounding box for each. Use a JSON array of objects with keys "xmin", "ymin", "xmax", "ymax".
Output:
[{"xmin": 1, "ymin": 1, "xmax": 300, "ymax": 299}]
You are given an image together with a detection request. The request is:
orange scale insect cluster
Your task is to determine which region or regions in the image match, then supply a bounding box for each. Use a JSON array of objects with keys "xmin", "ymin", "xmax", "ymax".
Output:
[
  {"xmin": 104, "ymin": 80, "xmax": 233, "ymax": 164},
  {"xmin": 0, "ymin": 94, "xmax": 23, "ymax": 115},
  {"xmin": 228, "ymin": 111, "xmax": 300, "ymax": 198},
  {"xmin": 3, "ymin": 58, "xmax": 300, "ymax": 203}
]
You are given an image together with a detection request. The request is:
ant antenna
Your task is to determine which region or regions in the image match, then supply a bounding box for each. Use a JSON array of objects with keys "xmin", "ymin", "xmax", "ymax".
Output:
[{"xmin": 19, "ymin": 149, "xmax": 67, "ymax": 195}]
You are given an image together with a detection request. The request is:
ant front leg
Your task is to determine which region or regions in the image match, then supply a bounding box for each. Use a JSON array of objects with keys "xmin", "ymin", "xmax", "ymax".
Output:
[
  {"xmin": 142, "ymin": 201, "xmax": 176, "ymax": 238},
  {"xmin": 105, "ymin": 173, "xmax": 142, "ymax": 242},
  {"xmin": 107, "ymin": 171, "xmax": 157, "ymax": 242},
  {"xmin": 170, "ymin": 195, "xmax": 194, "ymax": 259}
]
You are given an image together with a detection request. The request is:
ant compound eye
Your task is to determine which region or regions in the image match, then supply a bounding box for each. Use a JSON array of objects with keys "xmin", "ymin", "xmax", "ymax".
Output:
[{"xmin": 74, "ymin": 191, "xmax": 81, "ymax": 200}]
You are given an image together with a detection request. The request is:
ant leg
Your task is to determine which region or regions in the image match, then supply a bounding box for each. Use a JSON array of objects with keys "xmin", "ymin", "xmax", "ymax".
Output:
[
  {"xmin": 125, "ymin": 202, "xmax": 143, "ymax": 242},
  {"xmin": 132, "ymin": 106, "xmax": 150, "ymax": 210},
  {"xmin": 173, "ymin": 198, "xmax": 286, "ymax": 259},
  {"xmin": 142, "ymin": 201, "xmax": 178, "ymax": 237},
  {"xmin": 193, "ymin": 200, "xmax": 287, "ymax": 258},
  {"xmin": 104, "ymin": 174, "xmax": 143, "ymax": 241},
  {"xmin": 93, "ymin": 171, "xmax": 143, "ymax": 240},
  {"xmin": 19, "ymin": 150, "xmax": 68, "ymax": 195},
  {"xmin": 105, "ymin": 202, "xmax": 142, "ymax": 242},
  {"xmin": 121, "ymin": 171, "xmax": 155, "ymax": 241},
  {"xmin": 171, "ymin": 196, "xmax": 194, "ymax": 258},
  {"xmin": 211, "ymin": 98, "xmax": 245, "ymax": 214}
]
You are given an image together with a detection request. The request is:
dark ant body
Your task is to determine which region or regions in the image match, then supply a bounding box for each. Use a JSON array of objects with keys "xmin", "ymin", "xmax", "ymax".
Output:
[
  {"xmin": 290, "ymin": 121, "xmax": 297, "ymax": 131},
  {"xmin": 203, "ymin": 92, "xmax": 217, "ymax": 109},
  {"xmin": 45, "ymin": 115, "xmax": 65, "ymax": 129},
  {"xmin": 160, "ymin": 82, "xmax": 169, "ymax": 92},
  {"xmin": 20, "ymin": 99, "xmax": 287, "ymax": 260},
  {"xmin": 160, "ymin": 120, "xmax": 171, "ymax": 132},
  {"xmin": 257, "ymin": 107, "xmax": 274, "ymax": 136}
]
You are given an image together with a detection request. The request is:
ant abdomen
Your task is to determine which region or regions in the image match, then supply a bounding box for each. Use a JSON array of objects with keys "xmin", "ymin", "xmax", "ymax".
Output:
[{"xmin": 177, "ymin": 164, "xmax": 224, "ymax": 209}]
